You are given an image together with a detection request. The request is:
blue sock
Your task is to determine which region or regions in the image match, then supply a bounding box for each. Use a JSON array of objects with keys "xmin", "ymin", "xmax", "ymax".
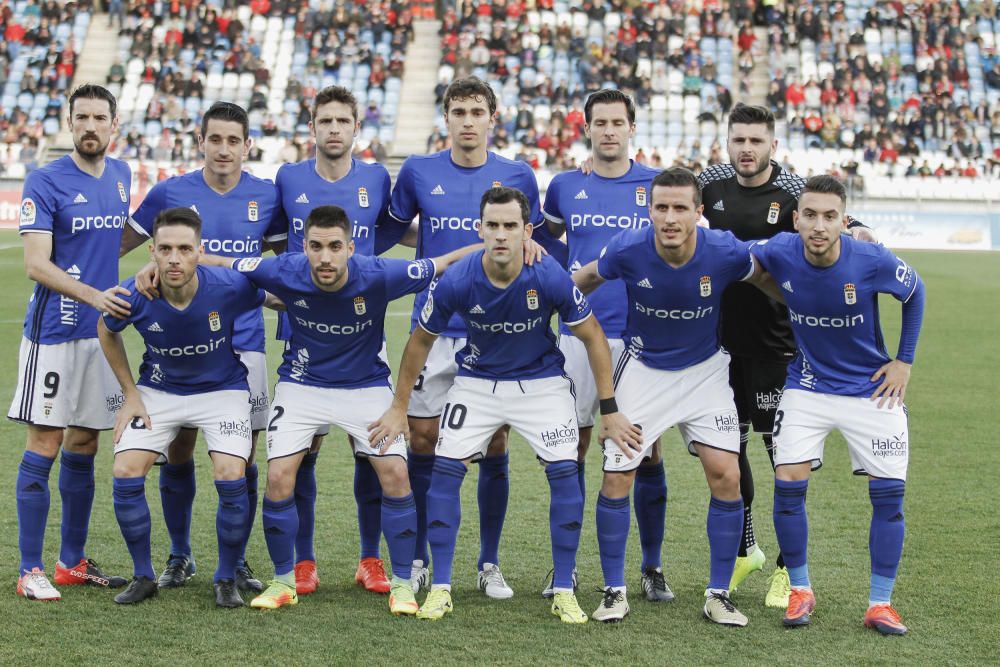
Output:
[
  {"xmin": 16, "ymin": 451, "xmax": 54, "ymax": 573},
  {"xmin": 159, "ymin": 460, "xmax": 196, "ymax": 558},
  {"xmin": 355, "ymin": 457, "xmax": 383, "ymax": 560},
  {"xmin": 635, "ymin": 461, "xmax": 667, "ymax": 571},
  {"xmin": 294, "ymin": 452, "xmax": 318, "ymax": 563},
  {"xmin": 113, "ymin": 476, "xmax": 155, "ymax": 579},
  {"xmin": 596, "ymin": 493, "xmax": 630, "ymax": 588},
  {"xmin": 547, "ymin": 461, "xmax": 583, "ymax": 589},
  {"xmin": 477, "ymin": 452, "xmax": 509, "ymax": 570},
  {"xmin": 408, "ymin": 452, "xmax": 435, "ymax": 564},
  {"xmin": 869, "ymin": 479, "xmax": 905, "ymax": 604},
  {"xmin": 773, "ymin": 478, "xmax": 811, "ymax": 587},
  {"xmin": 426, "ymin": 457, "xmax": 466, "ymax": 586},
  {"xmin": 262, "ymin": 495, "xmax": 297, "ymax": 577},
  {"xmin": 214, "ymin": 479, "xmax": 249, "ymax": 582},
  {"xmin": 58, "ymin": 450, "xmax": 95, "ymax": 566},
  {"xmin": 577, "ymin": 460, "xmax": 586, "ymax": 500},
  {"xmin": 382, "ymin": 493, "xmax": 417, "ymax": 580},
  {"xmin": 240, "ymin": 463, "xmax": 259, "ymax": 564},
  {"xmin": 707, "ymin": 496, "xmax": 744, "ymax": 591}
]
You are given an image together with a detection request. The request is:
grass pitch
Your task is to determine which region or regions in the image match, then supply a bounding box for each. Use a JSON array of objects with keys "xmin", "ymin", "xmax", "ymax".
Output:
[{"xmin": 0, "ymin": 230, "xmax": 995, "ymax": 665}]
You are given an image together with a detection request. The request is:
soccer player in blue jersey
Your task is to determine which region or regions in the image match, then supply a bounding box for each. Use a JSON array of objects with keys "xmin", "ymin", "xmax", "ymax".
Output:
[
  {"xmin": 119, "ymin": 102, "xmax": 286, "ymax": 594},
  {"xmin": 273, "ymin": 86, "xmax": 396, "ymax": 597},
  {"xmin": 388, "ymin": 77, "xmax": 556, "ymax": 597},
  {"xmin": 541, "ymin": 89, "xmax": 671, "ymax": 602},
  {"xmin": 750, "ymin": 176, "xmax": 925, "ymax": 635},
  {"xmin": 98, "ymin": 208, "xmax": 279, "ymax": 607},
  {"xmin": 370, "ymin": 187, "xmax": 641, "ymax": 624},
  {"xmin": 218, "ymin": 205, "xmax": 474, "ymax": 615},
  {"xmin": 10, "ymin": 84, "xmax": 130, "ymax": 601},
  {"xmin": 573, "ymin": 168, "xmax": 779, "ymax": 625}
]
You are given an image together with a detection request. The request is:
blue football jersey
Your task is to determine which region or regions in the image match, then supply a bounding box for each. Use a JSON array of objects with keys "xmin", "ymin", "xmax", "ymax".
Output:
[
  {"xmin": 390, "ymin": 150, "xmax": 543, "ymax": 337},
  {"xmin": 752, "ymin": 233, "xmax": 922, "ymax": 397},
  {"xmin": 235, "ymin": 253, "xmax": 435, "ymax": 389},
  {"xmin": 419, "ymin": 252, "xmax": 592, "ymax": 381},
  {"xmin": 598, "ymin": 226, "xmax": 754, "ymax": 371},
  {"xmin": 19, "ymin": 156, "xmax": 131, "ymax": 343},
  {"xmin": 543, "ymin": 161, "xmax": 658, "ymax": 337},
  {"xmin": 130, "ymin": 170, "xmax": 286, "ymax": 353},
  {"xmin": 102, "ymin": 266, "xmax": 264, "ymax": 395}
]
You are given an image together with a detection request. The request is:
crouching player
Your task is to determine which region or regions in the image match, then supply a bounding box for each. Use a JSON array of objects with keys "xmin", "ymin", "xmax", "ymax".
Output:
[
  {"xmin": 370, "ymin": 187, "xmax": 641, "ymax": 624},
  {"xmin": 98, "ymin": 208, "xmax": 278, "ymax": 607},
  {"xmin": 751, "ymin": 175, "xmax": 925, "ymax": 635}
]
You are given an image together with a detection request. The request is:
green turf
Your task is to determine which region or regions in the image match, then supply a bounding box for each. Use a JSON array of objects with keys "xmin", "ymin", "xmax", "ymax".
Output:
[{"xmin": 0, "ymin": 230, "xmax": 995, "ymax": 665}]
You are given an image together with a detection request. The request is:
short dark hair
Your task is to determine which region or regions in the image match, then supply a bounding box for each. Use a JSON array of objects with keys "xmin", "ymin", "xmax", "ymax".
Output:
[
  {"xmin": 443, "ymin": 76, "xmax": 497, "ymax": 116},
  {"xmin": 152, "ymin": 207, "xmax": 202, "ymax": 239},
  {"xmin": 201, "ymin": 101, "xmax": 249, "ymax": 139},
  {"xmin": 313, "ymin": 85, "xmax": 358, "ymax": 122},
  {"xmin": 584, "ymin": 89, "xmax": 636, "ymax": 124},
  {"xmin": 480, "ymin": 186, "xmax": 530, "ymax": 225},
  {"xmin": 304, "ymin": 205, "xmax": 352, "ymax": 237},
  {"xmin": 801, "ymin": 175, "xmax": 847, "ymax": 205},
  {"xmin": 68, "ymin": 83, "xmax": 117, "ymax": 118},
  {"xmin": 727, "ymin": 102, "xmax": 775, "ymax": 133},
  {"xmin": 650, "ymin": 167, "xmax": 702, "ymax": 206}
]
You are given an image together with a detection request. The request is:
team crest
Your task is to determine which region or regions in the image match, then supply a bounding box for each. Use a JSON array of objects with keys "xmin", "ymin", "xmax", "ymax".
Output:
[
  {"xmin": 19, "ymin": 198, "xmax": 36, "ymax": 226},
  {"xmin": 844, "ymin": 283, "xmax": 857, "ymax": 305},
  {"xmin": 358, "ymin": 187, "xmax": 369, "ymax": 208},
  {"xmin": 248, "ymin": 200, "xmax": 259, "ymax": 222},
  {"xmin": 635, "ymin": 186, "xmax": 647, "ymax": 207},
  {"xmin": 354, "ymin": 296, "xmax": 366, "ymax": 315},
  {"xmin": 492, "ymin": 180, "xmax": 502, "ymax": 188},
  {"xmin": 117, "ymin": 181, "xmax": 128, "ymax": 203},
  {"xmin": 766, "ymin": 202, "xmax": 780, "ymax": 225},
  {"xmin": 699, "ymin": 275, "xmax": 712, "ymax": 297},
  {"xmin": 208, "ymin": 311, "xmax": 221, "ymax": 332},
  {"xmin": 526, "ymin": 288, "xmax": 539, "ymax": 310}
]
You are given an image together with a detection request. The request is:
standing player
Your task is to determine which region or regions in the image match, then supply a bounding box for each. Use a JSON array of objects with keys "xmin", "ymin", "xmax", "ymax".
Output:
[
  {"xmin": 98, "ymin": 208, "xmax": 277, "ymax": 607},
  {"xmin": 751, "ymin": 176, "xmax": 925, "ymax": 634},
  {"xmin": 273, "ymin": 85, "xmax": 398, "ymax": 596},
  {"xmin": 541, "ymin": 89, "xmax": 671, "ymax": 602},
  {"xmin": 10, "ymin": 84, "xmax": 130, "ymax": 600},
  {"xmin": 119, "ymin": 102, "xmax": 286, "ymax": 595},
  {"xmin": 389, "ymin": 77, "xmax": 550, "ymax": 596},
  {"xmin": 371, "ymin": 187, "xmax": 640, "ymax": 624},
  {"xmin": 573, "ymin": 168, "xmax": 778, "ymax": 625}
]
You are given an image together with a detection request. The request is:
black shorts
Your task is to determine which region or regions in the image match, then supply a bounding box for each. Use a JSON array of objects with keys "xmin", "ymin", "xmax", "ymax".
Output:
[{"xmin": 728, "ymin": 355, "xmax": 790, "ymax": 433}]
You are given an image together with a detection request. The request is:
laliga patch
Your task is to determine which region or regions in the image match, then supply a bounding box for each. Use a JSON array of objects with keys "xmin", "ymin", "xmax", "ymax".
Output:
[
  {"xmin": 766, "ymin": 202, "xmax": 780, "ymax": 225},
  {"xmin": 20, "ymin": 198, "xmax": 36, "ymax": 226},
  {"xmin": 421, "ymin": 294, "xmax": 434, "ymax": 323},
  {"xmin": 526, "ymin": 288, "xmax": 539, "ymax": 310},
  {"xmin": 700, "ymin": 275, "xmax": 712, "ymax": 297},
  {"xmin": 208, "ymin": 311, "xmax": 221, "ymax": 332},
  {"xmin": 844, "ymin": 283, "xmax": 856, "ymax": 305},
  {"xmin": 358, "ymin": 187, "xmax": 369, "ymax": 208},
  {"xmin": 117, "ymin": 181, "xmax": 128, "ymax": 203},
  {"xmin": 354, "ymin": 296, "xmax": 366, "ymax": 315},
  {"xmin": 635, "ymin": 186, "xmax": 647, "ymax": 207},
  {"xmin": 248, "ymin": 200, "xmax": 259, "ymax": 222},
  {"xmin": 236, "ymin": 257, "xmax": 262, "ymax": 272}
]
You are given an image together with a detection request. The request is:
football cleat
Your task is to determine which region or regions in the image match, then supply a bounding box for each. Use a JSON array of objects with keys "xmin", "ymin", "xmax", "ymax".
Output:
[
  {"xmin": 54, "ymin": 558, "xmax": 127, "ymax": 588},
  {"xmin": 416, "ymin": 588, "xmax": 453, "ymax": 620},
  {"xmin": 214, "ymin": 579, "xmax": 245, "ymax": 608},
  {"xmin": 765, "ymin": 567, "xmax": 792, "ymax": 608},
  {"xmin": 729, "ymin": 546, "xmax": 766, "ymax": 592},
  {"xmin": 294, "ymin": 560, "xmax": 319, "ymax": 595},
  {"xmin": 541, "ymin": 567, "xmax": 578, "ymax": 599},
  {"xmin": 235, "ymin": 561, "xmax": 264, "ymax": 594},
  {"xmin": 410, "ymin": 562, "xmax": 430, "ymax": 594},
  {"xmin": 477, "ymin": 563, "xmax": 513, "ymax": 599},
  {"xmin": 114, "ymin": 576, "xmax": 159, "ymax": 605},
  {"xmin": 592, "ymin": 587, "xmax": 629, "ymax": 623},
  {"xmin": 703, "ymin": 591, "xmax": 748, "ymax": 627},
  {"xmin": 640, "ymin": 567, "xmax": 675, "ymax": 602},
  {"xmin": 355, "ymin": 557, "xmax": 391, "ymax": 594},
  {"xmin": 389, "ymin": 578, "xmax": 419, "ymax": 616},
  {"xmin": 16, "ymin": 568, "xmax": 61, "ymax": 601},
  {"xmin": 250, "ymin": 580, "xmax": 298, "ymax": 610},
  {"xmin": 551, "ymin": 591, "xmax": 588, "ymax": 624},
  {"xmin": 783, "ymin": 588, "xmax": 816, "ymax": 627},
  {"xmin": 157, "ymin": 554, "xmax": 196, "ymax": 589},
  {"xmin": 864, "ymin": 604, "xmax": 908, "ymax": 636}
]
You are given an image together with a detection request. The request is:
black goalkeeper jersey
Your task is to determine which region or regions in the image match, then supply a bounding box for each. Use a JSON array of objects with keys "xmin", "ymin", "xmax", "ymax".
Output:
[{"xmin": 698, "ymin": 161, "xmax": 800, "ymax": 360}]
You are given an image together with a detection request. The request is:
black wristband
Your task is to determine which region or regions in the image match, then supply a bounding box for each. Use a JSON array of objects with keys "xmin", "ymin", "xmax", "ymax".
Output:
[
  {"xmin": 845, "ymin": 216, "xmax": 866, "ymax": 230},
  {"xmin": 599, "ymin": 397, "xmax": 618, "ymax": 415}
]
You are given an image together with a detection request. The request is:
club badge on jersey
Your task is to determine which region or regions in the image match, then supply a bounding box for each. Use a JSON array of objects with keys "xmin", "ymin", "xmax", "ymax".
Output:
[
  {"xmin": 358, "ymin": 187, "xmax": 369, "ymax": 208},
  {"xmin": 354, "ymin": 296, "xmax": 366, "ymax": 315},
  {"xmin": 526, "ymin": 289, "xmax": 539, "ymax": 310},
  {"xmin": 117, "ymin": 181, "xmax": 128, "ymax": 203},
  {"xmin": 700, "ymin": 275, "xmax": 712, "ymax": 297},
  {"xmin": 767, "ymin": 201, "xmax": 780, "ymax": 224},
  {"xmin": 844, "ymin": 283, "xmax": 857, "ymax": 305},
  {"xmin": 635, "ymin": 186, "xmax": 647, "ymax": 207},
  {"xmin": 209, "ymin": 311, "xmax": 221, "ymax": 331},
  {"xmin": 248, "ymin": 200, "xmax": 259, "ymax": 222}
]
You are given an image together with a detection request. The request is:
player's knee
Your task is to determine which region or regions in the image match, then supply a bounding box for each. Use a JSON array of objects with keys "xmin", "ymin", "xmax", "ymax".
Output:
[
  {"xmin": 705, "ymin": 461, "xmax": 741, "ymax": 498},
  {"xmin": 408, "ymin": 417, "xmax": 438, "ymax": 455},
  {"xmin": 373, "ymin": 458, "xmax": 410, "ymax": 496},
  {"xmin": 600, "ymin": 470, "xmax": 635, "ymax": 497},
  {"xmin": 113, "ymin": 454, "xmax": 148, "ymax": 479},
  {"xmin": 264, "ymin": 463, "xmax": 297, "ymax": 501},
  {"xmin": 62, "ymin": 427, "xmax": 99, "ymax": 455},
  {"xmin": 211, "ymin": 453, "xmax": 246, "ymax": 481},
  {"xmin": 775, "ymin": 463, "xmax": 811, "ymax": 482},
  {"xmin": 25, "ymin": 427, "xmax": 62, "ymax": 459}
]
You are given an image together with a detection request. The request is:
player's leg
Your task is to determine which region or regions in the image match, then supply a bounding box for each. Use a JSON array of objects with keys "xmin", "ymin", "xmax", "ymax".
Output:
[
  {"xmin": 727, "ymin": 355, "xmax": 766, "ymax": 591},
  {"xmin": 15, "ymin": 425, "xmax": 63, "ymax": 600},
  {"xmin": 635, "ymin": 440, "xmax": 671, "ymax": 602},
  {"xmin": 593, "ymin": 469, "xmax": 636, "ymax": 622},
  {"xmin": 235, "ymin": 350, "xmax": 270, "ymax": 594},
  {"xmin": 351, "ymin": 436, "xmax": 387, "ymax": 593},
  {"xmin": 477, "ymin": 425, "xmax": 511, "ymax": 598},
  {"xmin": 294, "ymin": 432, "xmax": 325, "ymax": 595},
  {"xmin": 158, "ymin": 428, "xmax": 198, "ymax": 588}
]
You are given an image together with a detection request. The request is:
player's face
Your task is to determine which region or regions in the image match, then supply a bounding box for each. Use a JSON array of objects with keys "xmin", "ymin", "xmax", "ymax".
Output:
[
  {"xmin": 68, "ymin": 97, "xmax": 117, "ymax": 159},
  {"xmin": 199, "ymin": 119, "xmax": 249, "ymax": 179},
  {"xmin": 793, "ymin": 191, "xmax": 847, "ymax": 261},
  {"xmin": 305, "ymin": 225, "xmax": 355, "ymax": 290},
  {"xmin": 445, "ymin": 96, "xmax": 494, "ymax": 152},
  {"xmin": 727, "ymin": 123, "xmax": 777, "ymax": 179},
  {"xmin": 312, "ymin": 100, "xmax": 359, "ymax": 161},
  {"xmin": 479, "ymin": 200, "xmax": 531, "ymax": 268},
  {"xmin": 648, "ymin": 185, "xmax": 703, "ymax": 252},
  {"xmin": 151, "ymin": 224, "xmax": 202, "ymax": 290},
  {"xmin": 585, "ymin": 102, "xmax": 634, "ymax": 163}
]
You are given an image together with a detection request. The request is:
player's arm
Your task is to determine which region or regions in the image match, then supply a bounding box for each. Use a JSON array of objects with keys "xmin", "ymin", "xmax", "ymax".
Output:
[
  {"xmin": 846, "ymin": 214, "xmax": 878, "ymax": 243},
  {"xmin": 544, "ymin": 216, "xmax": 565, "ymax": 240},
  {"xmin": 262, "ymin": 292, "xmax": 285, "ymax": 311},
  {"xmin": 572, "ymin": 259, "xmax": 606, "ymax": 295},
  {"xmin": 97, "ymin": 317, "xmax": 151, "ymax": 443},
  {"xmin": 23, "ymin": 232, "xmax": 131, "ymax": 317},
  {"xmin": 368, "ymin": 325, "xmax": 438, "ymax": 448},
  {"xmin": 871, "ymin": 266, "xmax": 926, "ymax": 409},
  {"xmin": 429, "ymin": 243, "xmax": 481, "ymax": 274},
  {"xmin": 743, "ymin": 255, "xmax": 785, "ymax": 303},
  {"xmin": 119, "ymin": 224, "xmax": 149, "ymax": 257}
]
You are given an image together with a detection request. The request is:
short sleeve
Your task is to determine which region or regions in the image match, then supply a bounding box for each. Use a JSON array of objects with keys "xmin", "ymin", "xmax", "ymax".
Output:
[
  {"xmin": 517, "ymin": 162, "xmax": 544, "ymax": 226},
  {"xmin": 102, "ymin": 280, "xmax": 140, "ymax": 333},
  {"xmin": 263, "ymin": 190, "xmax": 288, "ymax": 242},
  {"xmin": 541, "ymin": 174, "xmax": 564, "ymax": 224},
  {"xmin": 548, "ymin": 262, "xmax": 592, "ymax": 326},
  {"xmin": 389, "ymin": 159, "xmax": 418, "ymax": 222},
  {"xmin": 726, "ymin": 235, "xmax": 755, "ymax": 282},
  {"xmin": 418, "ymin": 274, "xmax": 455, "ymax": 335},
  {"xmin": 230, "ymin": 272, "xmax": 267, "ymax": 312},
  {"xmin": 874, "ymin": 246, "xmax": 920, "ymax": 302},
  {"xmin": 374, "ymin": 170, "xmax": 407, "ymax": 254},
  {"xmin": 18, "ymin": 172, "xmax": 55, "ymax": 234},
  {"xmin": 749, "ymin": 237, "xmax": 775, "ymax": 272},
  {"xmin": 131, "ymin": 180, "xmax": 168, "ymax": 237},
  {"xmin": 233, "ymin": 255, "xmax": 283, "ymax": 292},
  {"xmin": 596, "ymin": 230, "xmax": 629, "ymax": 280},
  {"xmin": 383, "ymin": 257, "xmax": 437, "ymax": 300}
]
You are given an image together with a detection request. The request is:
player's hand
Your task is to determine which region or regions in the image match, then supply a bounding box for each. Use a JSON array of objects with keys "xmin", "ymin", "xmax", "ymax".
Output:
[
  {"xmin": 599, "ymin": 412, "xmax": 643, "ymax": 457},
  {"xmin": 93, "ymin": 285, "xmax": 132, "ymax": 319},
  {"xmin": 114, "ymin": 394, "xmax": 151, "ymax": 444},
  {"xmin": 523, "ymin": 238, "xmax": 548, "ymax": 266},
  {"xmin": 870, "ymin": 359, "xmax": 911, "ymax": 409},
  {"xmin": 850, "ymin": 224, "xmax": 878, "ymax": 244},
  {"xmin": 368, "ymin": 406, "xmax": 409, "ymax": 451},
  {"xmin": 135, "ymin": 261, "xmax": 160, "ymax": 300},
  {"xmin": 580, "ymin": 156, "xmax": 594, "ymax": 175}
]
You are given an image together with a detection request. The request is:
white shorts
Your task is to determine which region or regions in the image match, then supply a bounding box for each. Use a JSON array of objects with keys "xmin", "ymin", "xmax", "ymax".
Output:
[
  {"xmin": 115, "ymin": 387, "xmax": 252, "ymax": 460},
  {"xmin": 8, "ymin": 337, "xmax": 123, "ymax": 430},
  {"xmin": 437, "ymin": 375, "xmax": 579, "ymax": 463},
  {"xmin": 299, "ymin": 341, "xmax": 389, "ymax": 439},
  {"xmin": 602, "ymin": 350, "xmax": 740, "ymax": 472},
  {"xmin": 265, "ymin": 381, "xmax": 406, "ymax": 461},
  {"xmin": 772, "ymin": 388, "xmax": 909, "ymax": 481},
  {"xmin": 560, "ymin": 334, "xmax": 626, "ymax": 428},
  {"xmin": 237, "ymin": 350, "xmax": 269, "ymax": 431},
  {"xmin": 407, "ymin": 335, "xmax": 465, "ymax": 418}
]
